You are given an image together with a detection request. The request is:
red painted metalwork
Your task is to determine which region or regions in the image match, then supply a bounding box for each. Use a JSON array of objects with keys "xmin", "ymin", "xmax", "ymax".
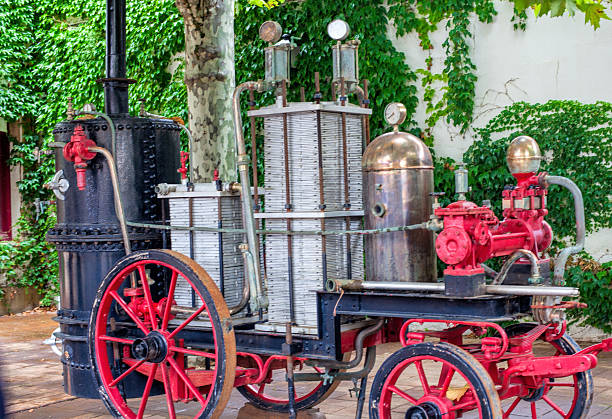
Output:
[
  {"xmin": 62, "ymin": 125, "xmax": 97, "ymax": 190},
  {"xmin": 178, "ymin": 151, "xmax": 189, "ymax": 181},
  {"xmin": 390, "ymin": 318, "xmax": 612, "ymax": 418},
  {"xmin": 0, "ymin": 132, "xmax": 11, "ymax": 240},
  {"xmin": 434, "ymin": 171, "xmax": 553, "ymax": 276}
]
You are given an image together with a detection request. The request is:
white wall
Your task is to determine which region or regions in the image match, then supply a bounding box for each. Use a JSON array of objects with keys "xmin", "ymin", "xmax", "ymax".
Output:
[{"xmin": 388, "ymin": 2, "xmax": 612, "ymax": 262}]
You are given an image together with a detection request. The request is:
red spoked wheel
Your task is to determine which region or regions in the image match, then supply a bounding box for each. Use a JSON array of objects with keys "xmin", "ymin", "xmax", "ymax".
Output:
[
  {"xmin": 369, "ymin": 342, "xmax": 502, "ymax": 419},
  {"xmin": 237, "ymin": 358, "xmax": 341, "ymax": 412},
  {"xmin": 501, "ymin": 323, "xmax": 593, "ymax": 419},
  {"xmin": 89, "ymin": 249, "xmax": 236, "ymax": 419}
]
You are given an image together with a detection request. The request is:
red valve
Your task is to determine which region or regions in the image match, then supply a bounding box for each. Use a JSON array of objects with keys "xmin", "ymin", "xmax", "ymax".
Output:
[
  {"xmin": 178, "ymin": 151, "xmax": 189, "ymax": 180},
  {"xmin": 213, "ymin": 168, "xmax": 220, "ymax": 181},
  {"xmin": 62, "ymin": 125, "xmax": 97, "ymax": 190}
]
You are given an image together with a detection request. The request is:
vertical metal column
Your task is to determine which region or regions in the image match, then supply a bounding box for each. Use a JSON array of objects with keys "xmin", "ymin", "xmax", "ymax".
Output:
[
  {"xmin": 217, "ymin": 199, "xmax": 225, "ymax": 297},
  {"xmin": 281, "ymin": 80, "xmax": 295, "ymax": 324},
  {"xmin": 102, "ymin": 0, "xmax": 132, "ymax": 115},
  {"xmin": 314, "ymin": 72, "xmax": 328, "ymax": 286},
  {"xmin": 340, "ymin": 78, "xmax": 352, "ymax": 280}
]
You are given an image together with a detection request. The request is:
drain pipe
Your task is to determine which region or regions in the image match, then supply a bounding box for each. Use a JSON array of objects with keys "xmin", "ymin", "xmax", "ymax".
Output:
[
  {"xmin": 540, "ymin": 175, "xmax": 585, "ymax": 285},
  {"xmin": 232, "ymin": 81, "xmax": 267, "ymax": 311}
]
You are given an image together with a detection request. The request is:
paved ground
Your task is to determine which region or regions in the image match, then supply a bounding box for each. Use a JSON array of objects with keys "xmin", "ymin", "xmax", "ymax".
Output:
[{"xmin": 1, "ymin": 312, "xmax": 611, "ymax": 418}]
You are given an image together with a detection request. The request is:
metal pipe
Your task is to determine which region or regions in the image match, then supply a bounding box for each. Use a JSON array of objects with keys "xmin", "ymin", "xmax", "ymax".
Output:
[
  {"xmin": 76, "ymin": 110, "xmax": 116, "ymax": 157},
  {"xmin": 330, "ymin": 279, "xmax": 579, "ymax": 296},
  {"xmin": 314, "ymin": 72, "xmax": 328, "ymax": 287},
  {"xmin": 229, "ymin": 245, "xmax": 252, "ymax": 315},
  {"xmin": 541, "ymin": 175, "xmax": 586, "ymax": 285},
  {"xmin": 482, "ymin": 263, "xmax": 498, "ymax": 278},
  {"xmin": 310, "ymin": 318, "xmax": 384, "ymax": 370},
  {"xmin": 232, "ymin": 81, "xmax": 267, "ymax": 311},
  {"xmin": 88, "ymin": 146, "xmax": 130, "ymax": 255},
  {"xmin": 281, "ymin": 80, "xmax": 295, "ymax": 323},
  {"xmin": 295, "ymin": 346, "xmax": 376, "ymax": 382},
  {"xmin": 491, "ymin": 249, "xmax": 541, "ymax": 285},
  {"xmin": 103, "ymin": 0, "xmax": 130, "ymax": 115}
]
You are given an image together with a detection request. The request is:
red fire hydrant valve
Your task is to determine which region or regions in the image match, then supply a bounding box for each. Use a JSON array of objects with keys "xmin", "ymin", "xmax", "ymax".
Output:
[
  {"xmin": 178, "ymin": 151, "xmax": 189, "ymax": 181},
  {"xmin": 63, "ymin": 125, "xmax": 97, "ymax": 191}
]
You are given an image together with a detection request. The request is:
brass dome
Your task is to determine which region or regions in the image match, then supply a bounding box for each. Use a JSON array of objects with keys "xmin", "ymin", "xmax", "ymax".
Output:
[
  {"xmin": 506, "ymin": 135, "xmax": 542, "ymax": 174},
  {"xmin": 363, "ymin": 131, "xmax": 433, "ymax": 171}
]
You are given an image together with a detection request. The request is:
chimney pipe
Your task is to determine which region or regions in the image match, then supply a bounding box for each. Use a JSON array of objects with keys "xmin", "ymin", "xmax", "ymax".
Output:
[{"xmin": 99, "ymin": 0, "xmax": 133, "ymax": 115}]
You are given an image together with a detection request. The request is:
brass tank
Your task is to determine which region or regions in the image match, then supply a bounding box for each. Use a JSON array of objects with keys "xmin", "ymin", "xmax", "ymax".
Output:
[{"xmin": 362, "ymin": 131, "xmax": 436, "ymax": 282}]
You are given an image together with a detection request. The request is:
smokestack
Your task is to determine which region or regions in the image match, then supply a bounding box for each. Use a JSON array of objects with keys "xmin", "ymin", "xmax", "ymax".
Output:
[{"xmin": 100, "ymin": 0, "xmax": 132, "ymax": 115}]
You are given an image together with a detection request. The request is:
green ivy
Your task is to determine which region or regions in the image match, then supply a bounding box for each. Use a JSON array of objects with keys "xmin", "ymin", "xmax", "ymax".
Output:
[{"xmin": 566, "ymin": 259, "xmax": 612, "ymax": 333}]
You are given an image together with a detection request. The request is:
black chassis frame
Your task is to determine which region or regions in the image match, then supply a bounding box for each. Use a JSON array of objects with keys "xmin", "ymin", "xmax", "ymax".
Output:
[{"xmin": 175, "ymin": 291, "xmax": 531, "ymax": 362}]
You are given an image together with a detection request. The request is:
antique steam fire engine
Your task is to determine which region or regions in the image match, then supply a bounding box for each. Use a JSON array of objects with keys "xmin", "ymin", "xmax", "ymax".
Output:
[{"xmin": 46, "ymin": 1, "xmax": 611, "ymax": 418}]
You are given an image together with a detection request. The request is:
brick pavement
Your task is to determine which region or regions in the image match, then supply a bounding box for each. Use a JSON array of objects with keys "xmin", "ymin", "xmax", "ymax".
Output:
[{"xmin": 2, "ymin": 313, "xmax": 611, "ymax": 418}]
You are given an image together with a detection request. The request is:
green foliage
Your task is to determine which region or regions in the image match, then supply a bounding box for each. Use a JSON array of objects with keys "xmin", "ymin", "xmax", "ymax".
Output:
[
  {"xmin": 388, "ymin": 0, "xmax": 497, "ymax": 133},
  {"xmin": 0, "ymin": 0, "xmax": 38, "ymax": 121},
  {"xmin": 566, "ymin": 259, "xmax": 612, "ymax": 333},
  {"xmin": 510, "ymin": 0, "xmax": 611, "ymax": 29}
]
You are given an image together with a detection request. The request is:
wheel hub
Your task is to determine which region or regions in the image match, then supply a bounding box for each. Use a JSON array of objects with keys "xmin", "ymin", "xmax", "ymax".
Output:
[
  {"xmin": 405, "ymin": 402, "xmax": 442, "ymax": 419},
  {"xmin": 132, "ymin": 330, "xmax": 168, "ymax": 363}
]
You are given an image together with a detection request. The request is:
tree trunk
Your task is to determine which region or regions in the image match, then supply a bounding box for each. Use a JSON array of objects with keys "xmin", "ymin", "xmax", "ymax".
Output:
[{"xmin": 175, "ymin": 0, "xmax": 236, "ymax": 182}]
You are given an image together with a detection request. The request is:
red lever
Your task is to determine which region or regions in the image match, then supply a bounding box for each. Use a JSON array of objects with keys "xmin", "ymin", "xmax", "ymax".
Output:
[
  {"xmin": 178, "ymin": 151, "xmax": 189, "ymax": 180},
  {"xmin": 62, "ymin": 125, "xmax": 97, "ymax": 190}
]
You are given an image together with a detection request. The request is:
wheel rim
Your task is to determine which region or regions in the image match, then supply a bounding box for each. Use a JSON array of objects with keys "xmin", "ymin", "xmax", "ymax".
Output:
[
  {"xmin": 502, "ymin": 328, "xmax": 590, "ymax": 419},
  {"xmin": 378, "ymin": 355, "xmax": 483, "ymax": 419},
  {"xmin": 241, "ymin": 362, "xmax": 326, "ymax": 404},
  {"xmin": 93, "ymin": 258, "xmax": 223, "ymax": 419}
]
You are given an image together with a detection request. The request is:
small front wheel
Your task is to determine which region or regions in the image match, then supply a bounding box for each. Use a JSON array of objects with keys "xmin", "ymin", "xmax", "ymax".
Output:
[{"xmin": 369, "ymin": 342, "xmax": 503, "ymax": 419}]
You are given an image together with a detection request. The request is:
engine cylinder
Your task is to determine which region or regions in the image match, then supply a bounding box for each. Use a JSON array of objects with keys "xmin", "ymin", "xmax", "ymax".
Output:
[{"xmin": 362, "ymin": 131, "xmax": 435, "ymax": 282}]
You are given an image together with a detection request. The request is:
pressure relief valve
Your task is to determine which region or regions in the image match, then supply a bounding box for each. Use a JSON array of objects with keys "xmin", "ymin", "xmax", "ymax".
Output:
[{"xmin": 62, "ymin": 124, "xmax": 97, "ymax": 190}]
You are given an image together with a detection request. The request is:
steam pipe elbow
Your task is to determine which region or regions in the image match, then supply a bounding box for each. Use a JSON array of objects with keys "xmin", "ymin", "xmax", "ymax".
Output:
[
  {"xmin": 541, "ymin": 175, "xmax": 586, "ymax": 284},
  {"xmin": 492, "ymin": 249, "xmax": 540, "ymax": 285}
]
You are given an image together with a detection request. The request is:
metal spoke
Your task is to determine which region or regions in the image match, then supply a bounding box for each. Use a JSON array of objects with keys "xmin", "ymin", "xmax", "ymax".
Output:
[
  {"xmin": 160, "ymin": 363, "xmax": 176, "ymax": 418},
  {"xmin": 531, "ymin": 401, "xmax": 537, "ymax": 419},
  {"xmin": 137, "ymin": 363, "xmax": 158, "ymax": 419},
  {"xmin": 449, "ymin": 399, "xmax": 477, "ymax": 412},
  {"xmin": 168, "ymin": 303, "xmax": 207, "ymax": 340},
  {"xmin": 138, "ymin": 265, "xmax": 158, "ymax": 329},
  {"xmin": 109, "ymin": 359, "xmax": 146, "ymax": 387},
  {"xmin": 171, "ymin": 346, "xmax": 216, "ymax": 359},
  {"xmin": 388, "ymin": 385, "xmax": 418, "ymax": 404},
  {"xmin": 548, "ymin": 382, "xmax": 575, "ymax": 387},
  {"xmin": 99, "ymin": 335, "xmax": 134, "ymax": 345},
  {"xmin": 161, "ymin": 271, "xmax": 179, "ymax": 329},
  {"xmin": 257, "ymin": 383, "xmax": 266, "ymax": 395},
  {"xmin": 167, "ymin": 356, "xmax": 207, "ymax": 405},
  {"xmin": 415, "ymin": 361, "xmax": 431, "ymax": 395},
  {"xmin": 543, "ymin": 395, "xmax": 568, "ymax": 417},
  {"xmin": 439, "ymin": 367, "xmax": 456, "ymax": 396},
  {"xmin": 109, "ymin": 290, "xmax": 149, "ymax": 334},
  {"xmin": 504, "ymin": 397, "xmax": 521, "ymax": 418}
]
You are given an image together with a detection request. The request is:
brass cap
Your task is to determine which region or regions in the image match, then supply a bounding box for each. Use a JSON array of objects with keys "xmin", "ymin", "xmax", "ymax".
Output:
[
  {"xmin": 506, "ymin": 135, "xmax": 542, "ymax": 174},
  {"xmin": 363, "ymin": 131, "xmax": 433, "ymax": 171}
]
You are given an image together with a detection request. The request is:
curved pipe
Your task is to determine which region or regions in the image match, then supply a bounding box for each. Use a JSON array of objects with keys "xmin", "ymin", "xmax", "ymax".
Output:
[
  {"xmin": 295, "ymin": 346, "xmax": 377, "ymax": 382},
  {"xmin": 540, "ymin": 175, "xmax": 586, "ymax": 285},
  {"xmin": 88, "ymin": 146, "xmax": 130, "ymax": 255},
  {"xmin": 491, "ymin": 249, "xmax": 541, "ymax": 285},
  {"xmin": 232, "ymin": 81, "xmax": 267, "ymax": 311},
  {"xmin": 309, "ymin": 318, "xmax": 384, "ymax": 370},
  {"xmin": 77, "ymin": 110, "xmax": 116, "ymax": 157},
  {"xmin": 229, "ymin": 247, "xmax": 253, "ymax": 315}
]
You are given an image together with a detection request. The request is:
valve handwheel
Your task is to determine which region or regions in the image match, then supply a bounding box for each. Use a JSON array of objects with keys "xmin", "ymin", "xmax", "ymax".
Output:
[
  {"xmin": 368, "ymin": 342, "xmax": 503, "ymax": 419},
  {"xmin": 89, "ymin": 249, "xmax": 236, "ymax": 419}
]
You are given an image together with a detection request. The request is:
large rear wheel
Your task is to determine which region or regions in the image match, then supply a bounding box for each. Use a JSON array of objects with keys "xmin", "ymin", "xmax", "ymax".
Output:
[{"xmin": 89, "ymin": 249, "xmax": 236, "ymax": 419}]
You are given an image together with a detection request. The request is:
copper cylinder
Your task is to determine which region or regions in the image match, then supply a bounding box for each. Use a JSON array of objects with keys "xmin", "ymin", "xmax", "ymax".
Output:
[{"xmin": 362, "ymin": 131, "xmax": 435, "ymax": 282}]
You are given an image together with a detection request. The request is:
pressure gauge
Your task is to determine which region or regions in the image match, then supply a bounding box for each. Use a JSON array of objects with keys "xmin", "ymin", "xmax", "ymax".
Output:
[
  {"xmin": 259, "ymin": 21, "xmax": 282, "ymax": 44},
  {"xmin": 384, "ymin": 102, "xmax": 407, "ymax": 127},
  {"xmin": 327, "ymin": 19, "xmax": 350, "ymax": 41}
]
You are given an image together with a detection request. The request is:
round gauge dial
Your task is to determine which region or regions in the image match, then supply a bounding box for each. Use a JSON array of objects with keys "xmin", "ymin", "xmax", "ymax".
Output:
[
  {"xmin": 327, "ymin": 19, "xmax": 350, "ymax": 41},
  {"xmin": 259, "ymin": 21, "xmax": 282, "ymax": 44},
  {"xmin": 384, "ymin": 102, "xmax": 407, "ymax": 126}
]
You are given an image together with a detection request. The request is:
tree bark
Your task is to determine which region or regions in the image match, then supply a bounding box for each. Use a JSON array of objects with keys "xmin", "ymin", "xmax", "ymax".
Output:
[{"xmin": 175, "ymin": 0, "xmax": 236, "ymax": 182}]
